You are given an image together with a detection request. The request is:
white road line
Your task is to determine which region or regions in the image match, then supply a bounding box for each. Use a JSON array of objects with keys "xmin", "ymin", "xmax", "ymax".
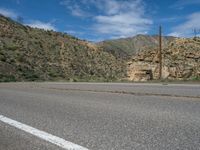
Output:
[{"xmin": 0, "ymin": 115, "xmax": 89, "ymax": 150}]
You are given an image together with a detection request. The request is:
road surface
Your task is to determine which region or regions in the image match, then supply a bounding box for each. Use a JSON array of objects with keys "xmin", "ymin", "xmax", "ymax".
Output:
[{"xmin": 0, "ymin": 82, "xmax": 200, "ymax": 150}]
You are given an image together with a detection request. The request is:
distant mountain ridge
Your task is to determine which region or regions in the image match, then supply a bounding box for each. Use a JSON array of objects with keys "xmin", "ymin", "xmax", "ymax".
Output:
[{"xmin": 97, "ymin": 35, "xmax": 175, "ymax": 59}]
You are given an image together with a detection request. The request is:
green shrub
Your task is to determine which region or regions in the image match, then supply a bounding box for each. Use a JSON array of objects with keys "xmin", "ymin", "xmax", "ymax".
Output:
[
  {"xmin": 191, "ymin": 76, "xmax": 200, "ymax": 81},
  {"xmin": 0, "ymin": 55, "xmax": 6, "ymax": 61},
  {"xmin": 0, "ymin": 74, "xmax": 16, "ymax": 82},
  {"xmin": 6, "ymin": 44, "xmax": 19, "ymax": 51}
]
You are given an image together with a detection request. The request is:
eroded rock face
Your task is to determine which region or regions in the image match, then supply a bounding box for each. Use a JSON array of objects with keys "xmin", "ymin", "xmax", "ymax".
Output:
[
  {"xmin": 128, "ymin": 61, "xmax": 157, "ymax": 81},
  {"xmin": 127, "ymin": 38, "xmax": 200, "ymax": 81}
]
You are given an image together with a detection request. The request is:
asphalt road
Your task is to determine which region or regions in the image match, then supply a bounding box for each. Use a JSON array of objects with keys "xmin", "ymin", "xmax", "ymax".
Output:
[{"xmin": 0, "ymin": 82, "xmax": 200, "ymax": 150}]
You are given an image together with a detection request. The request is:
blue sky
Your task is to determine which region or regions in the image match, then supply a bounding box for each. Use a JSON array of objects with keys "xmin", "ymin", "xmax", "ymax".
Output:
[{"xmin": 0, "ymin": 0, "xmax": 200, "ymax": 41}]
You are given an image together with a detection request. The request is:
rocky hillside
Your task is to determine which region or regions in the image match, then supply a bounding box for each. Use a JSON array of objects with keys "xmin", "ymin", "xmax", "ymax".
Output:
[
  {"xmin": 0, "ymin": 15, "xmax": 199, "ymax": 82},
  {"xmin": 0, "ymin": 15, "xmax": 126, "ymax": 82},
  {"xmin": 127, "ymin": 38, "xmax": 200, "ymax": 81},
  {"xmin": 98, "ymin": 35, "xmax": 175, "ymax": 59}
]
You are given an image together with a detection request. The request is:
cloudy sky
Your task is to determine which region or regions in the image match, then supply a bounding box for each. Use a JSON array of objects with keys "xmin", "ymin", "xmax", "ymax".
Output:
[{"xmin": 0, "ymin": 0, "xmax": 200, "ymax": 41}]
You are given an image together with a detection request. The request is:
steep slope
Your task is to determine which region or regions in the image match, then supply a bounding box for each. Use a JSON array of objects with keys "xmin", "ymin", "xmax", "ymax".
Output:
[
  {"xmin": 127, "ymin": 38, "xmax": 200, "ymax": 81},
  {"xmin": 0, "ymin": 15, "xmax": 126, "ymax": 82},
  {"xmin": 98, "ymin": 35, "xmax": 175, "ymax": 59}
]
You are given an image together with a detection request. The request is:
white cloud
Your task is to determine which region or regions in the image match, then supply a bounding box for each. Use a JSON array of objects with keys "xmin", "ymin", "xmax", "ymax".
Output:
[
  {"xmin": 65, "ymin": 30, "xmax": 83, "ymax": 36},
  {"xmin": 71, "ymin": 6, "xmax": 88, "ymax": 17},
  {"xmin": 167, "ymin": 32, "xmax": 182, "ymax": 37},
  {"xmin": 93, "ymin": 0, "xmax": 152, "ymax": 38},
  {"xmin": 61, "ymin": 0, "xmax": 152, "ymax": 38},
  {"xmin": 0, "ymin": 8, "xmax": 18, "ymax": 18},
  {"xmin": 26, "ymin": 21, "xmax": 56, "ymax": 31},
  {"xmin": 0, "ymin": 8, "xmax": 57, "ymax": 31},
  {"xmin": 94, "ymin": 14, "xmax": 151, "ymax": 36},
  {"xmin": 171, "ymin": 0, "xmax": 200, "ymax": 9},
  {"xmin": 168, "ymin": 12, "xmax": 200, "ymax": 37},
  {"xmin": 60, "ymin": 0, "xmax": 91, "ymax": 17},
  {"xmin": 159, "ymin": 17, "xmax": 181, "ymax": 23},
  {"xmin": 68, "ymin": 5, "xmax": 91, "ymax": 17}
]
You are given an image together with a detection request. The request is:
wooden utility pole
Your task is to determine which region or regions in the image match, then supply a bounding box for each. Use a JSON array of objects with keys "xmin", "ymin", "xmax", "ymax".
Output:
[{"xmin": 159, "ymin": 26, "xmax": 162, "ymax": 80}]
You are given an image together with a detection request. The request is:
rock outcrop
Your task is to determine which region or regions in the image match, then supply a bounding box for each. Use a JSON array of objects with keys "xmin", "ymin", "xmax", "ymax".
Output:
[{"xmin": 127, "ymin": 38, "xmax": 200, "ymax": 81}]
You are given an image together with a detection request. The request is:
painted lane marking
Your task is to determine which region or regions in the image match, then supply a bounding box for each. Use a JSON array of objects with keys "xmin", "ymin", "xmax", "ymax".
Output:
[{"xmin": 0, "ymin": 115, "xmax": 89, "ymax": 150}]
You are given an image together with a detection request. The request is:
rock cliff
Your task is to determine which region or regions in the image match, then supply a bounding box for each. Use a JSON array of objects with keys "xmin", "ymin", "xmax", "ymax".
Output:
[{"xmin": 127, "ymin": 38, "xmax": 200, "ymax": 81}]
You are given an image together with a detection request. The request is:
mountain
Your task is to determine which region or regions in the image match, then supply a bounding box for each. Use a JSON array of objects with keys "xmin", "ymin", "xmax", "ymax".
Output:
[
  {"xmin": 97, "ymin": 35, "xmax": 175, "ymax": 59},
  {"xmin": 0, "ymin": 15, "xmax": 199, "ymax": 82},
  {"xmin": 0, "ymin": 15, "xmax": 126, "ymax": 82}
]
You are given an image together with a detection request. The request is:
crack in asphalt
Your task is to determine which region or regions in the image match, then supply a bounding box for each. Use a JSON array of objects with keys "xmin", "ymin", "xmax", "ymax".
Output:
[{"xmin": 39, "ymin": 87, "xmax": 200, "ymax": 100}]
